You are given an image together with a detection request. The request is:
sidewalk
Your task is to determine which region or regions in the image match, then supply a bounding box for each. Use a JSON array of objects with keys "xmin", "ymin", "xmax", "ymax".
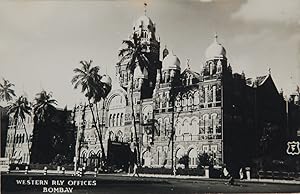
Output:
[{"xmin": 6, "ymin": 169, "xmax": 300, "ymax": 185}]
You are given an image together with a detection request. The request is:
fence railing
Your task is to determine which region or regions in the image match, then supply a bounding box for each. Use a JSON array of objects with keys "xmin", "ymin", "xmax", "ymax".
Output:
[{"xmin": 257, "ymin": 170, "xmax": 300, "ymax": 180}]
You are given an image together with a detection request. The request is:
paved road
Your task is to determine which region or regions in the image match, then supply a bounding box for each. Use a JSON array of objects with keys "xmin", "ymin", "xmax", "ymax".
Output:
[{"xmin": 1, "ymin": 173, "xmax": 300, "ymax": 193}]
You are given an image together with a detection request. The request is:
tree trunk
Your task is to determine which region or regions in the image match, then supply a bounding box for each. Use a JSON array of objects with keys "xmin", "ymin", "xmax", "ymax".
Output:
[
  {"xmin": 11, "ymin": 118, "xmax": 18, "ymax": 161},
  {"xmin": 95, "ymin": 102, "xmax": 106, "ymax": 162},
  {"xmin": 75, "ymin": 104, "xmax": 86, "ymax": 169},
  {"xmin": 88, "ymin": 99, "xmax": 106, "ymax": 165},
  {"xmin": 130, "ymin": 75, "xmax": 140, "ymax": 165}
]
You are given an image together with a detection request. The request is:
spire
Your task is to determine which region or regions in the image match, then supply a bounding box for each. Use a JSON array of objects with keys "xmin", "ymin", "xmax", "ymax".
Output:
[
  {"xmin": 163, "ymin": 45, "xmax": 169, "ymax": 59},
  {"xmin": 268, "ymin": 67, "xmax": 271, "ymax": 75},
  {"xmin": 214, "ymin": 32, "xmax": 218, "ymax": 43},
  {"xmin": 187, "ymin": 59, "xmax": 191, "ymax": 69},
  {"xmin": 144, "ymin": 2, "xmax": 147, "ymax": 16}
]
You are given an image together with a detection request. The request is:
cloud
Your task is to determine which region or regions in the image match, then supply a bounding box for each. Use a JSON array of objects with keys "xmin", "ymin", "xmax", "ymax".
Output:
[{"xmin": 232, "ymin": 0, "xmax": 300, "ymax": 25}]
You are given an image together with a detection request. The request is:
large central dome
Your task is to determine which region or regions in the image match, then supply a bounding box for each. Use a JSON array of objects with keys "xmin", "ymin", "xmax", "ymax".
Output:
[{"xmin": 205, "ymin": 34, "xmax": 226, "ymax": 60}]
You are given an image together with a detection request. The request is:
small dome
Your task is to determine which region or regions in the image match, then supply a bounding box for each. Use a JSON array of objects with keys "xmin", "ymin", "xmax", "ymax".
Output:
[
  {"xmin": 162, "ymin": 54, "xmax": 181, "ymax": 70},
  {"xmin": 133, "ymin": 15, "xmax": 154, "ymax": 31},
  {"xmin": 205, "ymin": 34, "xmax": 226, "ymax": 60},
  {"xmin": 101, "ymin": 75, "xmax": 112, "ymax": 87},
  {"xmin": 134, "ymin": 65, "xmax": 145, "ymax": 79}
]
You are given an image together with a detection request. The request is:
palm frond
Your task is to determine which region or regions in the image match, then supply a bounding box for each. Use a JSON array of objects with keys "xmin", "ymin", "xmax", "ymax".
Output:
[{"xmin": 122, "ymin": 40, "xmax": 135, "ymax": 49}]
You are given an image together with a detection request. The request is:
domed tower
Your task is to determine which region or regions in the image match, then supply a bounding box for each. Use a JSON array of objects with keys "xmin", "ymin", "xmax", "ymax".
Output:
[
  {"xmin": 116, "ymin": 7, "xmax": 160, "ymax": 99},
  {"xmin": 203, "ymin": 33, "xmax": 228, "ymax": 79},
  {"xmin": 161, "ymin": 52, "xmax": 181, "ymax": 84}
]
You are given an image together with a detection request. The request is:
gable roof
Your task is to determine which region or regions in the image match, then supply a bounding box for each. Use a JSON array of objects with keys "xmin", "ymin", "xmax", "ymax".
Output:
[
  {"xmin": 180, "ymin": 68, "xmax": 202, "ymax": 81},
  {"xmin": 246, "ymin": 74, "xmax": 270, "ymax": 87}
]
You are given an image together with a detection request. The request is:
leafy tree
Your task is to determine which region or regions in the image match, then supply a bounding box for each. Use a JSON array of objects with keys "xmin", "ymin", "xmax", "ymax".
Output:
[
  {"xmin": 197, "ymin": 152, "xmax": 214, "ymax": 168},
  {"xmin": 33, "ymin": 90, "xmax": 57, "ymax": 123},
  {"xmin": 178, "ymin": 154, "xmax": 189, "ymax": 169},
  {"xmin": 0, "ymin": 78, "xmax": 16, "ymax": 102},
  {"xmin": 71, "ymin": 60, "xmax": 111, "ymax": 165},
  {"xmin": 118, "ymin": 33, "xmax": 150, "ymax": 164},
  {"xmin": 8, "ymin": 96, "xmax": 32, "ymax": 160}
]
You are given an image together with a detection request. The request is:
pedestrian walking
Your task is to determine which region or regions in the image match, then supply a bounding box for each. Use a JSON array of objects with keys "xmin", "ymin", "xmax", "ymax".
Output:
[
  {"xmin": 223, "ymin": 166, "xmax": 229, "ymax": 177},
  {"xmin": 239, "ymin": 168, "xmax": 244, "ymax": 180},
  {"xmin": 223, "ymin": 165, "xmax": 234, "ymax": 185},
  {"xmin": 132, "ymin": 163, "xmax": 139, "ymax": 177}
]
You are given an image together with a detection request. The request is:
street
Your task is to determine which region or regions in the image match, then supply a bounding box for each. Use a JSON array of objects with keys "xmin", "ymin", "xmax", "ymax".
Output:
[{"xmin": 1, "ymin": 173, "xmax": 300, "ymax": 193}]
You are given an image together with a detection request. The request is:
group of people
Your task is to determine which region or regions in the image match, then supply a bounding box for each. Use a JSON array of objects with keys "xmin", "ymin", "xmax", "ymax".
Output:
[{"xmin": 223, "ymin": 166, "xmax": 247, "ymax": 185}]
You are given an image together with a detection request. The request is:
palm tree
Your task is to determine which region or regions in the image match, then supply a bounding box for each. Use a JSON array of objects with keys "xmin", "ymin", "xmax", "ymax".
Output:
[
  {"xmin": 0, "ymin": 78, "xmax": 16, "ymax": 102},
  {"xmin": 71, "ymin": 60, "xmax": 111, "ymax": 166},
  {"xmin": 31, "ymin": 90, "xmax": 57, "ymax": 163},
  {"xmin": 33, "ymin": 90, "xmax": 57, "ymax": 123},
  {"xmin": 8, "ymin": 96, "xmax": 32, "ymax": 162},
  {"xmin": 118, "ymin": 33, "xmax": 150, "ymax": 164}
]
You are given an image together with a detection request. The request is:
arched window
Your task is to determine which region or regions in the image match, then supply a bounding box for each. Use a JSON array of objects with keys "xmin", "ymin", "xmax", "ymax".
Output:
[
  {"xmin": 188, "ymin": 94, "xmax": 193, "ymax": 106},
  {"xmin": 159, "ymin": 93, "xmax": 163, "ymax": 108},
  {"xmin": 191, "ymin": 119, "xmax": 198, "ymax": 135},
  {"xmin": 183, "ymin": 119, "xmax": 189, "ymax": 134},
  {"xmin": 88, "ymin": 150, "xmax": 96, "ymax": 167},
  {"xmin": 116, "ymin": 113, "xmax": 120, "ymax": 126},
  {"xmin": 182, "ymin": 94, "xmax": 187, "ymax": 107},
  {"xmin": 157, "ymin": 118, "xmax": 162, "ymax": 136},
  {"xmin": 117, "ymin": 130, "xmax": 123, "ymax": 142},
  {"xmin": 189, "ymin": 75, "xmax": 193, "ymax": 85},
  {"xmin": 112, "ymin": 114, "xmax": 116, "ymax": 127},
  {"xmin": 120, "ymin": 113, "xmax": 124, "ymax": 126},
  {"xmin": 211, "ymin": 113, "xmax": 218, "ymax": 134},
  {"xmin": 194, "ymin": 91, "xmax": 200, "ymax": 105},
  {"xmin": 163, "ymin": 72, "xmax": 166, "ymax": 83},
  {"xmin": 175, "ymin": 148, "xmax": 185, "ymax": 165},
  {"xmin": 142, "ymin": 151, "xmax": 151, "ymax": 167},
  {"xmin": 109, "ymin": 114, "xmax": 112, "ymax": 127},
  {"xmin": 213, "ymin": 86, "xmax": 216, "ymax": 103},
  {"xmin": 204, "ymin": 86, "xmax": 208, "ymax": 103},
  {"xmin": 203, "ymin": 114, "xmax": 209, "ymax": 134},
  {"xmin": 109, "ymin": 131, "xmax": 115, "ymax": 141},
  {"xmin": 188, "ymin": 148, "xmax": 198, "ymax": 166},
  {"xmin": 16, "ymin": 134, "xmax": 20, "ymax": 144},
  {"xmin": 175, "ymin": 121, "xmax": 182, "ymax": 136},
  {"xmin": 209, "ymin": 62, "xmax": 214, "ymax": 75},
  {"xmin": 175, "ymin": 95, "xmax": 181, "ymax": 107}
]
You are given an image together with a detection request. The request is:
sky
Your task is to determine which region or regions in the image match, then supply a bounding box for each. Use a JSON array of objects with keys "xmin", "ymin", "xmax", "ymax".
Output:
[{"xmin": 0, "ymin": 0, "xmax": 299, "ymax": 108}]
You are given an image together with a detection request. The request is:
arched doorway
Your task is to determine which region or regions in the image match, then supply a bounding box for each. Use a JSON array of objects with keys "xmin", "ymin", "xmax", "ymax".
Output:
[
  {"xmin": 142, "ymin": 150, "xmax": 152, "ymax": 167},
  {"xmin": 88, "ymin": 150, "xmax": 97, "ymax": 167}
]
